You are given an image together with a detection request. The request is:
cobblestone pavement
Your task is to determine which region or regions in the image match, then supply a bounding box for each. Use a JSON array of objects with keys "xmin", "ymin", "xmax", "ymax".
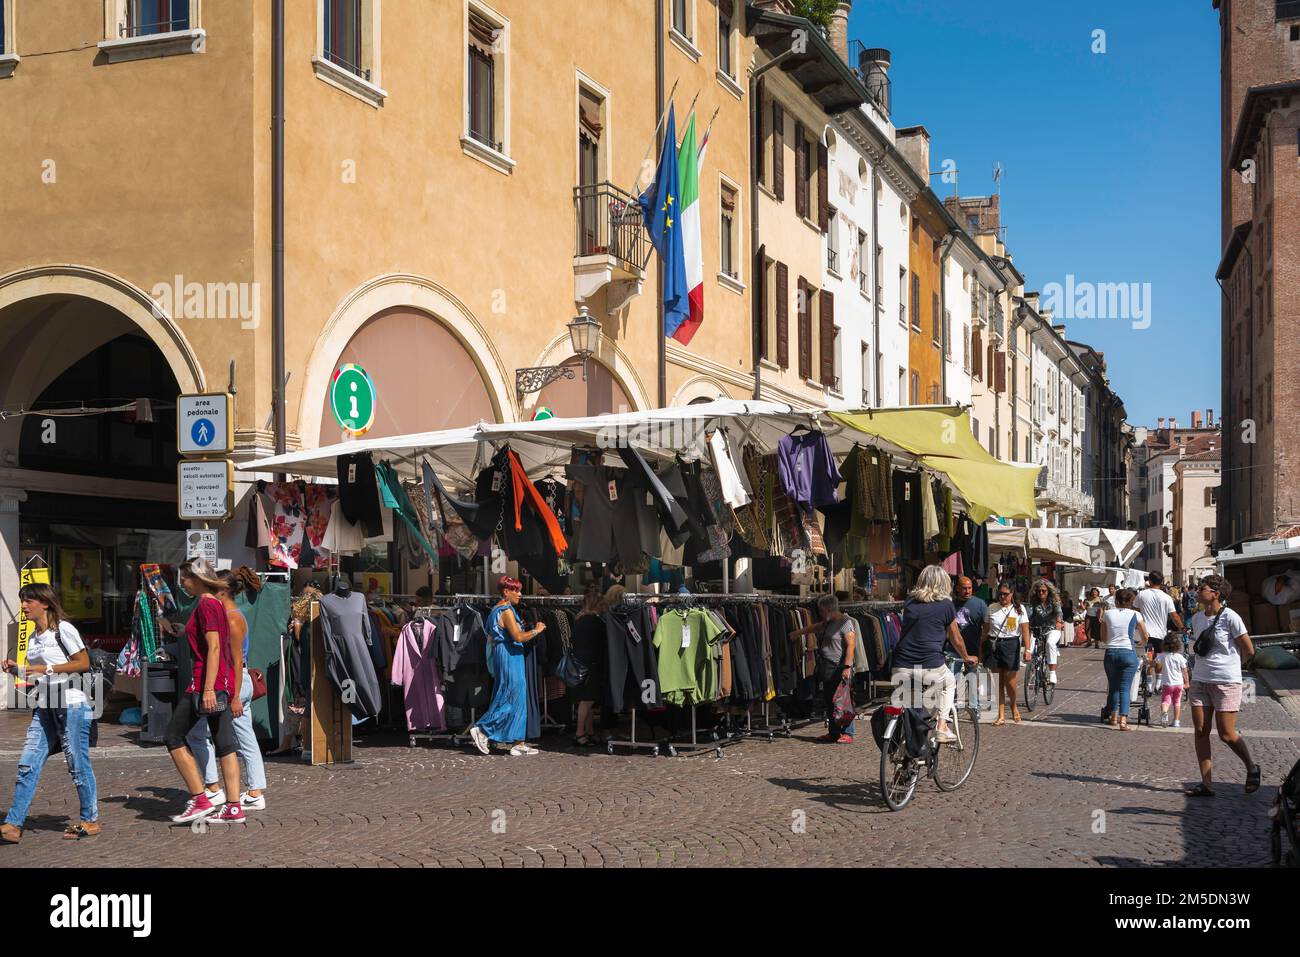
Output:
[{"xmin": 1, "ymin": 648, "xmax": 1296, "ymax": 868}]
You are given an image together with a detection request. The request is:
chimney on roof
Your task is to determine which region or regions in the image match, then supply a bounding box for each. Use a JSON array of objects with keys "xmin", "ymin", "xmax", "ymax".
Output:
[
  {"xmin": 895, "ymin": 126, "xmax": 931, "ymax": 181},
  {"xmin": 1192, "ymin": 410, "xmax": 1202, "ymax": 429},
  {"xmin": 1171, "ymin": 418, "xmax": 1178, "ymax": 430},
  {"xmin": 1158, "ymin": 417, "xmax": 1165, "ymax": 429},
  {"xmin": 828, "ymin": 1, "xmax": 852, "ymax": 63}
]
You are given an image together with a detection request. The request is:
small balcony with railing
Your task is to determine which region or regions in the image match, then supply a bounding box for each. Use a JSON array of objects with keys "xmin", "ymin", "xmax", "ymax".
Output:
[{"xmin": 574, "ymin": 182, "xmax": 647, "ymax": 311}]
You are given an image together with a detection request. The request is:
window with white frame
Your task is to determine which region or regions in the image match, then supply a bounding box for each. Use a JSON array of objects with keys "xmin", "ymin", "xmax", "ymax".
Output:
[
  {"xmin": 309, "ymin": 1, "xmax": 382, "ymax": 104},
  {"xmin": 1, "ymin": 0, "xmax": 12, "ymax": 55},
  {"xmin": 105, "ymin": 0, "xmax": 203, "ymax": 39},
  {"xmin": 720, "ymin": 182, "xmax": 739, "ymax": 279},
  {"xmin": 672, "ymin": 0, "xmax": 693, "ymax": 41},
  {"xmin": 861, "ymin": 343, "xmax": 871, "ymax": 405},
  {"xmin": 322, "ymin": 0, "xmax": 362, "ymax": 74},
  {"xmin": 717, "ymin": 0, "xmax": 735, "ymax": 78},
  {"xmin": 464, "ymin": 2, "xmax": 510, "ymax": 163},
  {"xmin": 899, "ymin": 268, "xmax": 907, "ymax": 327}
]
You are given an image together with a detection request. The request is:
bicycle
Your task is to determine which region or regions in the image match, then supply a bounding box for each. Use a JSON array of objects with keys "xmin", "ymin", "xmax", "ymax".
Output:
[
  {"xmin": 1023, "ymin": 628, "xmax": 1054, "ymax": 712},
  {"xmin": 878, "ymin": 656, "xmax": 984, "ymax": 811}
]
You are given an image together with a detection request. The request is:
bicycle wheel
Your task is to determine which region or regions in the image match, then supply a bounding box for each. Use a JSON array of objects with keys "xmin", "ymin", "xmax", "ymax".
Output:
[
  {"xmin": 1023, "ymin": 660, "xmax": 1038, "ymax": 711},
  {"xmin": 880, "ymin": 719, "xmax": 920, "ymax": 811},
  {"xmin": 934, "ymin": 707, "xmax": 980, "ymax": 791},
  {"xmin": 1042, "ymin": 660, "xmax": 1055, "ymax": 705}
]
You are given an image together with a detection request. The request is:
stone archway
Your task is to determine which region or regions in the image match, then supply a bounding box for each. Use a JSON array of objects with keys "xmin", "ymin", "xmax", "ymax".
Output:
[
  {"xmin": 299, "ymin": 274, "xmax": 515, "ymax": 444},
  {"xmin": 670, "ymin": 374, "xmax": 731, "ymax": 407}
]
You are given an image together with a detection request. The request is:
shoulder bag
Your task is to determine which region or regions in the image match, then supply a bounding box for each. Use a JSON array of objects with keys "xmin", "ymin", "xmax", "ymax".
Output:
[{"xmin": 1193, "ymin": 608, "xmax": 1226, "ymax": 659}]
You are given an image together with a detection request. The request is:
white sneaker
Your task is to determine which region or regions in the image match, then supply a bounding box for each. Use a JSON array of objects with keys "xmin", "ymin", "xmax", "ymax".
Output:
[
  {"xmin": 508, "ymin": 744, "xmax": 528, "ymax": 756},
  {"xmin": 240, "ymin": 792, "xmax": 266, "ymax": 811},
  {"xmin": 1172, "ymin": 720, "xmax": 1181, "ymax": 728},
  {"xmin": 1160, "ymin": 712, "xmax": 1168, "ymax": 727},
  {"xmin": 1048, "ymin": 672, "xmax": 1058, "ymax": 684},
  {"xmin": 935, "ymin": 729, "xmax": 957, "ymax": 743},
  {"xmin": 469, "ymin": 726, "xmax": 490, "ymax": 755},
  {"xmin": 519, "ymin": 744, "xmax": 540, "ymax": 755},
  {"xmin": 206, "ymin": 787, "xmax": 226, "ymax": 807}
]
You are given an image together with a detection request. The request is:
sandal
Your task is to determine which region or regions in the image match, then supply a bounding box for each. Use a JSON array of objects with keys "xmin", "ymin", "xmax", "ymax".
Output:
[
  {"xmin": 62, "ymin": 821, "xmax": 101, "ymax": 840},
  {"xmin": 1011, "ymin": 709, "xmax": 1023, "ymax": 724},
  {"xmin": 1186, "ymin": 783, "xmax": 1215, "ymax": 797},
  {"xmin": 992, "ymin": 717, "xmax": 1006, "ymax": 727},
  {"xmin": 573, "ymin": 736, "xmax": 595, "ymax": 748},
  {"xmin": 1245, "ymin": 765, "xmax": 1261, "ymax": 794}
]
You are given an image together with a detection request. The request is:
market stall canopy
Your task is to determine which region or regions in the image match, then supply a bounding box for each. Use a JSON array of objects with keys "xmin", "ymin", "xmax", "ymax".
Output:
[
  {"xmin": 1027, "ymin": 528, "xmax": 1093, "ymax": 564},
  {"xmin": 987, "ymin": 524, "xmax": 1028, "ymax": 555},
  {"xmin": 829, "ymin": 407, "xmax": 1039, "ymax": 523},
  {"xmin": 1053, "ymin": 528, "xmax": 1142, "ymax": 567}
]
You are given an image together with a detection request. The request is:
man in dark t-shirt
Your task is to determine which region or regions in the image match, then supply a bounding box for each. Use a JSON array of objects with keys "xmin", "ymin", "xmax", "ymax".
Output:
[{"xmin": 952, "ymin": 576, "xmax": 989, "ymax": 710}]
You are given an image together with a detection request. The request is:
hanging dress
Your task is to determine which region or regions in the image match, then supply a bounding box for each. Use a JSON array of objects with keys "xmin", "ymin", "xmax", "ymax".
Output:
[{"xmin": 475, "ymin": 603, "xmax": 530, "ymax": 743}]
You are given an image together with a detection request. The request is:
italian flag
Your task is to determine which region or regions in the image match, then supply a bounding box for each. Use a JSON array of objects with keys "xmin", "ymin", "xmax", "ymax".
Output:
[{"xmin": 672, "ymin": 112, "xmax": 704, "ymax": 346}]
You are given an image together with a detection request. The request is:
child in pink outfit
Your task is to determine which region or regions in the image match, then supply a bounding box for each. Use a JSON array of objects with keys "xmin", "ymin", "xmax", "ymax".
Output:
[{"xmin": 1153, "ymin": 636, "xmax": 1188, "ymax": 728}]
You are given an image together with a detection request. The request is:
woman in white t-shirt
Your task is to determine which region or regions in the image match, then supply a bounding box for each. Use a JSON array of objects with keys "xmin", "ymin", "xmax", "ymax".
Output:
[
  {"xmin": 1, "ymin": 583, "xmax": 99, "ymax": 844},
  {"xmin": 1100, "ymin": 588, "xmax": 1149, "ymax": 731},
  {"xmin": 1185, "ymin": 575, "xmax": 1260, "ymax": 797},
  {"xmin": 981, "ymin": 583, "xmax": 1031, "ymax": 725}
]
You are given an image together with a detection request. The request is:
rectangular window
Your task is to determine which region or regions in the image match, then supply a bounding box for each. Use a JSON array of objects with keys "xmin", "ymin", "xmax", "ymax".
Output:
[
  {"xmin": 1204, "ymin": 527, "xmax": 1214, "ymax": 543},
  {"xmin": 323, "ymin": 0, "xmax": 361, "ymax": 74},
  {"xmin": 128, "ymin": 0, "xmax": 190, "ymax": 37},
  {"xmin": 988, "ymin": 427, "xmax": 996, "ymax": 457},
  {"xmin": 962, "ymin": 324, "xmax": 970, "ymax": 372},
  {"xmin": 795, "ymin": 125, "xmax": 811, "ymax": 219},
  {"xmin": 909, "ymin": 371, "xmax": 920, "ymax": 405},
  {"xmin": 898, "ymin": 367, "xmax": 906, "ymax": 404},
  {"xmin": 899, "ymin": 268, "xmax": 907, "ymax": 327},
  {"xmin": 717, "ymin": 5, "xmax": 733, "ymax": 77},
  {"xmin": 943, "ymin": 309, "xmax": 951, "ymax": 357},
  {"xmin": 861, "ymin": 343, "xmax": 871, "ymax": 405},
  {"xmin": 720, "ymin": 183, "xmax": 737, "ymax": 278},
  {"xmin": 468, "ymin": 44, "xmax": 495, "ymax": 147},
  {"xmin": 1278, "ymin": 1, "xmax": 1300, "ymax": 21},
  {"xmin": 931, "ymin": 292, "xmax": 940, "ymax": 344},
  {"xmin": 673, "ymin": 0, "xmax": 691, "ymax": 39},
  {"xmin": 827, "ymin": 208, "xmax": 839, "ymax": 273},
  {"xmin": 797, "ymin": 277, "xmax": 813, "ymax": 380},
  {"xmin": 972, "ymin": 416, "xmax": 980, "ymax": 440},
  {"xmin": 857, "ymin": 230, "xmax": 869, "ymax": 294},
  {"xmin": 911, "ymin": 273, "xmax": 921, "ymax": 331}
]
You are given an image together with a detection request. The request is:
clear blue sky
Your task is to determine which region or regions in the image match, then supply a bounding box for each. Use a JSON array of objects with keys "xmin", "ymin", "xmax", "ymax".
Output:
[{"xmin": 848, "ymin": 0, "xmax": 1222, "ymax": 428}]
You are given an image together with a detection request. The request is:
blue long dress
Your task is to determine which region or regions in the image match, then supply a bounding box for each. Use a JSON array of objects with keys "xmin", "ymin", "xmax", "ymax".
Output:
[{"xmin": 476, "ymin": 604, "xmax": 529, "ymax": 743}]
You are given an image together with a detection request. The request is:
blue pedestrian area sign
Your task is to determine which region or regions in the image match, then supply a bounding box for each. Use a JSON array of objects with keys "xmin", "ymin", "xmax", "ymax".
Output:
[{"xmin": 177, "ymin": 393, "xmax": 233, "ymax": 456}]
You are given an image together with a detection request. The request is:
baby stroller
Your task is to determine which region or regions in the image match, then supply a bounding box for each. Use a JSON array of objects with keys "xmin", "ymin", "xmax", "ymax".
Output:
[{"xmin": 1271, "ymin": 755, "xmax": 1300, "ymax": 868}]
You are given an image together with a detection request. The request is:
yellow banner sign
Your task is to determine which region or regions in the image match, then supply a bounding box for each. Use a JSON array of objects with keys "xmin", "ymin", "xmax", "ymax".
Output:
[{"xmin": 17, "ymin": 565, "xmax": 51, "ymax": 672}]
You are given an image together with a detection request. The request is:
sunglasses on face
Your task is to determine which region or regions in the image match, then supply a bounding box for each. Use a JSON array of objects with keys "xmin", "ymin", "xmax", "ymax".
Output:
[{"xmin": 998, "ymin": 592, "xmax": 1012, "ymax": 599}]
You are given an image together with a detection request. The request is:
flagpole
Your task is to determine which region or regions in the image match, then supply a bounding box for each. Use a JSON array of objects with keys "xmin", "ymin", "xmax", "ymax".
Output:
[{"xmin": 638, "ymin": 77, "xmax": 680, "ymax": 187}]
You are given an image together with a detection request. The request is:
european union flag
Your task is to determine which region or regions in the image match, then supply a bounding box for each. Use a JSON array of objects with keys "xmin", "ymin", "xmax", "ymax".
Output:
[{"xmin": 638, "ymin": 106, "xmax": 690, "ymax": 339}]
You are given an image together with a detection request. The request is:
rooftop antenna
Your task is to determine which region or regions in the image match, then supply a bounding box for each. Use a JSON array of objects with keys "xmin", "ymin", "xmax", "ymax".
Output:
[{"xmin": 992, "ymin": 161, "xmax": 1003, "ymax": 196}]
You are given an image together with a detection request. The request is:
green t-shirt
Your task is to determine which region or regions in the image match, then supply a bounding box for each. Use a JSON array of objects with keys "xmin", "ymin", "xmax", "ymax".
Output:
[{"xmin": 653, "ymin": 608, "xmax": 723, "ymax": 705}]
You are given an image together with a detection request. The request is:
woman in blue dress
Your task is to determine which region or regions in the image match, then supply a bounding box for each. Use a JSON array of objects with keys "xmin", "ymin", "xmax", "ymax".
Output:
[{"xmin": 469, "ymin": 576, "xmax": 546, "ymax": 756}]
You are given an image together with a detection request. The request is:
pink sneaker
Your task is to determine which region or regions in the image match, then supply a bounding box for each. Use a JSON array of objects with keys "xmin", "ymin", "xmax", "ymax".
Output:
[
  {"xmin": 209, "ymin": 803, "xmax": 247, "ymax": 825},
  {"xmin": 835, "ymin": 734, "xmax": 854, "ymax": 743},
  {"xmin": 170, "ymin": 793, "xmax": 216, "ymax": 824}
]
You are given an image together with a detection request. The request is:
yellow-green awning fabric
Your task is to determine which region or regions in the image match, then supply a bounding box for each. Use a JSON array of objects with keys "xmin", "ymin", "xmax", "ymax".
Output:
[{"xmin": 829, "ymin": 408, "xmax": 1039, "ymax": 523}]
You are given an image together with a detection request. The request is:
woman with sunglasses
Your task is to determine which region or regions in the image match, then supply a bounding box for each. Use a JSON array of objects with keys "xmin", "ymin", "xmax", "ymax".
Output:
[
  {"xmin": 982, "ymin": 583, "xmax": 1031, "ymax": 725},
  {"xmin": 1027, "ymin": 579, "xmax": 1065, "ymax": 686},
  {"xmin": 469, "ymin": 576, "xmax": 546, "ymax": 757},
  {"xmin": 1186, "ymin": 575, "xmax": 1259, "ymax": 796}
]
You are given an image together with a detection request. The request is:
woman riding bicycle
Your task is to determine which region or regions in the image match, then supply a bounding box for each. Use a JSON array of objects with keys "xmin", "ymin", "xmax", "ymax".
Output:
[
  {"xmin": 1027, "ymin": 580, "xmax": 1065, "ymax": 687},
  {"xmin": 893, "ymin": 565, "xmax": 979, "ymax": 743}
]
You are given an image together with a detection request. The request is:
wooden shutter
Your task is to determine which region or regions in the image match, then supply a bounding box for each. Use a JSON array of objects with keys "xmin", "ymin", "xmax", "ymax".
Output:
[
  {"xmin": 772, "ymin": 101, "xmax": 784, "ymax": 200},
  {"xmin": 995, "ymin": 351, "xmax": 1007, "ymax": 393},
  {"xmin": 819, "ymin": 289, "xmax": 836, "ymax": 386},
  {"xmin": 718, "ymin": 0, "xmax": 734, "ymax": 16},
  {"xmin": 776, "ymin": 261, "xmax": 789, "ymax": 368},
  {"xmin": 818, "ymin": 141, "xmax": 829, "ymax": 231},
  {"xmin": 972, "ymin": 329, "xmax": 982, "ymax": 377},
  {"xmin": 754, "ymin": 77, "xmax": 765, "ymax": 186},
  {"xmin": 797, "ymin": 277, "xmax": 811, "ymax": 379},
  {"xmin": 754, "ymin": 244, "xmax": 767, "ymax": 359},
  {"xmin": 794, "ymin": 121, "xmax": 807, "ymax": 219}
]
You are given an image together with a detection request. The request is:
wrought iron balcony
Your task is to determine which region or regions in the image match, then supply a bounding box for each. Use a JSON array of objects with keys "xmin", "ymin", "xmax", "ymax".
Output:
[
  {"xmin": 575, "ymin": 182, "xmax": 647, "ymax": 274},
  {"xmin": 574, "ymin": 182, "xmax": 647, "ymax": 309}
]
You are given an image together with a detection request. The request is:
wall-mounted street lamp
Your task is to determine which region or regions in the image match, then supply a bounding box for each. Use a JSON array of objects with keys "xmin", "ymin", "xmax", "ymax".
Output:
[{"xmin": 515, "ymin": 307, "xmax": 602, "ymax": 402}]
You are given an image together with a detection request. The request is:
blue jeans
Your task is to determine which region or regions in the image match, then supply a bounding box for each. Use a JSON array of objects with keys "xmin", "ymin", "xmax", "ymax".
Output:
[
  {"xmin": 4, "ymin": 704, "xmax": 98, "ymax": 827},
  {"xmin": 187, "ymin": 670, "xmax": 266, "ymax": 792},
  {"xmin": 1104, "ymin": 648, "xmax": 1139, "ymax": 719}
]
